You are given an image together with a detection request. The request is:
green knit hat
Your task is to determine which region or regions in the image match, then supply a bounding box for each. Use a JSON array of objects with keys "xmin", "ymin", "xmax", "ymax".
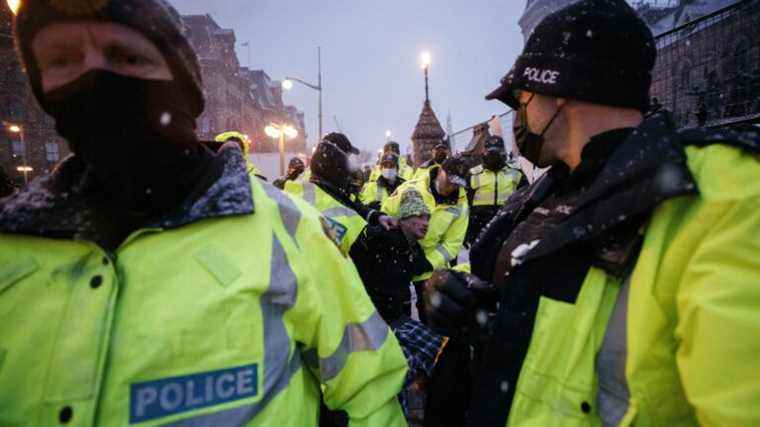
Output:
[{"xmin": 398, "ymin": 189, "xmax": 429, "ymax": 219}]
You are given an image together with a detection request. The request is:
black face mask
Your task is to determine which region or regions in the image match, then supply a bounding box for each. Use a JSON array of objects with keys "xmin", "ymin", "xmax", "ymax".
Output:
[
  {"xmin": 483, "ymin": 151, "xmax": 506, "ymax": 171},
  {"xmin": 433, "ymin": 151, "xmax": 448, "ymax": 165},
  {"xmin": 513, "ymin": 94, "xmax": 562, "ymax": 167},
  {"xmin": 44, "ymin": 70, "xmax": 211, "ymax": 215}
]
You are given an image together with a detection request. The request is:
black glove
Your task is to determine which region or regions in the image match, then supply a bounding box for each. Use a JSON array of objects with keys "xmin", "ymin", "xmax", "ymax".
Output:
[{"xmin": 423, "ymin": 269, "xmax": 498, "ymax": 337}]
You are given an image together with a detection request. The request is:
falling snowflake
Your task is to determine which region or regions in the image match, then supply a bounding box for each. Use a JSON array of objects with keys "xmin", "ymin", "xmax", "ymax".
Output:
[
  {"xmin": 510, "ymin": 239, "xmax": 540, "ymax": 267},
  {"xmin": 160, "ymin": 112, "xmax": 172, "ymax": 126}
]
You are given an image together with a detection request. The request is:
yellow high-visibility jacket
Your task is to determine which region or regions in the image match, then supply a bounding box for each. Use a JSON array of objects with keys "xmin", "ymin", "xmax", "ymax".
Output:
[
  {"xmin": 0, "ymin": 148, "xmax": 407, "ymax": 427},
  {"xmin": 284, "ymin": 180, "xmax": 367, "ymax": 256},
  {"xmin": 382, "ymin": 166, "xmax": 469, "ymax": 281},
  {"xmin": 469, "ymin": 164, "xmax": 523, "ymax": 207}
]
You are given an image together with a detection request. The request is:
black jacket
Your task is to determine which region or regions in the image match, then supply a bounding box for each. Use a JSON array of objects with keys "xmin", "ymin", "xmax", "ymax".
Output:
[
  {"xmin": 350, "ymin": 225, "xmax": 432, "ymax": 322},
  {"xmin": 467, "ymin": 112, "xmax": 723, "ymax": 426}
]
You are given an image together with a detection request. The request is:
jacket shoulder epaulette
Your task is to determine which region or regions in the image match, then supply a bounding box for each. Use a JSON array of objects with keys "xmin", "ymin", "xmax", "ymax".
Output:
[
  {"xmin": 679, "ymin": 127, "xmax": 760, "ymax": 154},
  {"xmin": 470, "ymin": 164, "xmax": 484, "ymax": 175}
]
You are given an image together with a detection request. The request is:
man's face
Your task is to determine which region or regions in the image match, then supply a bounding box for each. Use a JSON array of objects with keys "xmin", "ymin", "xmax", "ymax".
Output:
[
  {"xmin": 513, "ymin": 90, "xmax": 565, "ymax": 166},
  {"xmin": 400, "ymin": 214, "xmax": 430, "ymax": 240},
  {"xmin": 32, "ymin": 22, "xmax": 173, "ymax": 93}
]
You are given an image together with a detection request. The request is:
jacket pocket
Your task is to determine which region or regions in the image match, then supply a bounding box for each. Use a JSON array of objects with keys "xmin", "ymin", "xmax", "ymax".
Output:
[
  {"xmin": 510, "ymin": 291, "xmax": 609, "ymax": 427},
  {"xmin": 0, "ymin": 255, "xmax": 40, "ymax": 294}
]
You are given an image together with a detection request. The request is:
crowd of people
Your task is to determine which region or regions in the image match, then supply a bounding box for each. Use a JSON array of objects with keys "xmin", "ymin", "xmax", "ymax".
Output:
[{"xmin": 0, "ymin": 0, "xmax": 758, "ymax": 426}]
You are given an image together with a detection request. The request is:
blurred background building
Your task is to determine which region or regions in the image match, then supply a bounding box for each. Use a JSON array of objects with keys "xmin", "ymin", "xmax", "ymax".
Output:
[
  {"xmin": 637, "ymin": 0, "xmax": 760, "ymax": 129},
  {"xmin": 0, "ymin": 2, "xmax": 68, "ymax": 185}
]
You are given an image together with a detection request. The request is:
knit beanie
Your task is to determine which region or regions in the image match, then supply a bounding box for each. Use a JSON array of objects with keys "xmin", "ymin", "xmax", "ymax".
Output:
[
  {"xmin": 14, "ymin": 0, "xmax": 205, "ymax": 117},
  {"xmin": 398, "ymin": 189, "xmax": 430, "ymax": 219}
]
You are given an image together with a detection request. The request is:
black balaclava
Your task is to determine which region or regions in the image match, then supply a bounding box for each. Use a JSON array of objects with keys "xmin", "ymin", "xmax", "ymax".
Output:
[
  {"xmin": 311, "ymin": 141, "xmax": 352, "ymax": 192},
  {"xmin": 15, "ymin": 0, "xmax": 212, "ymax": 216},
  {"xmin": 483, "ymin": 137, "xmax": 507, "ymax": 171},
  {"xmin": 44, "ymin": 70, "xmax": 211, "ymax": 215}
]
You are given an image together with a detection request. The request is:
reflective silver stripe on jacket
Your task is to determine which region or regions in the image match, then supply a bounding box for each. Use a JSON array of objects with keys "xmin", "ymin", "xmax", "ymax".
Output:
[
  {"xmin": 376, "ymin": 185, "xmax": 384, "ymax": 203},
  {"xmin": 304, "ymin": 311, "xmax": 389, "ymax": 382},
  {"xmin": 260, "ymin": 183, "xmax": 302, "ymax": 243},
  {"xmin": 302, "ymin": 183, "xmax": 316, "ymax": 205},
  {"xmin": 322, "ymin": 206, "xmax": 359, "ymax": 218},
  {"xmin": 445, "ymin": 207, "xmax": 461, "ymax": 218},
  {"xmin": 596, "ymin": 276, "xmax": 632, "ymax": 427},
  {"xmin": 166, "ymin": 234, "xmax": 300, "ymax": 426},
  {"xmin": 435, "ymin": 244, "xmax": 452, "ymax": 263}
]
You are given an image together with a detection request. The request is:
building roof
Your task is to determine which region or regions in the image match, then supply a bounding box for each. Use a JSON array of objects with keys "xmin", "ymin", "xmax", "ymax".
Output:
[{"xmin": 412, "ymin": 100, "xmax": 446, "ymax": 142}]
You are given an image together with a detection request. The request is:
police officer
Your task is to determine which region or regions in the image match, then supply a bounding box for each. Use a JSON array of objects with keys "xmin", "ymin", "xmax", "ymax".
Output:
[
  {"xmin": 0, "ymin": 2, "xmax": 408, "ymax": 426},
  {"xmin": 284, "ymin": 132, "xmax": 396, "ymax": 255},
  {"xmin": 370, "ymin": 141, "xmax": 414, "ymax": 181},
  {"xmin": 466, "ymin": 135, "xmax": 525, "ymax": 245},
  {"xmin": 360, "ymin": 153, "xmax": 406, "ymax": 211},
  {"xmin": 383, "ymin": 156, "xmax": 470, "ymax": 321},
  {"xmin": 412, "ymin": 141, "xmax": 450, "ymax": 180},
  {"xmin": 424, "ymin": 1, "xmax": 760, "ymax": 426},
  {"xmin": 273, "ymin": 157, "xmax": 306, "ymax": 189},
  {"xmin": 214, "ymin": 131, "xmax": 267, "ymax": 180}
]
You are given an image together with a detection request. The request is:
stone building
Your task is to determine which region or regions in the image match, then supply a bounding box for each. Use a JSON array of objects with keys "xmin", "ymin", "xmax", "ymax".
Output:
[
  {"xmin": 182, "ymin": 14, "xmax": 306, "ymax": 153},
  {"xmin": 639, "ymin": 0, "xmax": 760, "ymax": 128},
  {"xmin": 0, "ymin": 2, "xmax": 69, "ymax": 186}
]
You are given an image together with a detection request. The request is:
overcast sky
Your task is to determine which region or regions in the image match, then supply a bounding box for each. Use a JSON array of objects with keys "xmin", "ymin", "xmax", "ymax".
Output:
[{"xmin": 170, "ymin": 0, "xmax": 528, "ymax": 152}]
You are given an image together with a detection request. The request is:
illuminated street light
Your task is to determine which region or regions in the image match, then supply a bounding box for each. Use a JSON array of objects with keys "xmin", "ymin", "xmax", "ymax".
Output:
[
  {"xmin": 264, "ymin": 125, "xmax": 281, "ymax": 139},
  {"xmin": 420, "ymin": 51, "xmax": 432, "ymax": 70},
  {"xmin": 7, "ymin": 0, "xmax": 20, "ymax": 15},
  {"xmin": 265, "ymin": 123, "xmax": 299, "ymax": 176},
  {"xmin": 421, "ymin": 51, "xmax": 433, "ymax": 103},
  {"xmin": 283, "ymin": 47, "xmax": 323, "ymax": 145},
  {"xmin": 385, "ymin": 130, "xmax": 392, "ymax": 141},
  {"xmin": 16, "ymin": 165, "xmax": 32, "ymax": 184},
  {"xmin": 8, "ymin": 125, "xmax": 21, "ymax": 133}
]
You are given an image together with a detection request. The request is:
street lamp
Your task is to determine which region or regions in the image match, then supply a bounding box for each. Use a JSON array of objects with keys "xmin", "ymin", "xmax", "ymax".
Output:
[
  {"xmin": 421, "ymin": 51, "xmax": 432, "ymax": 69},
  {"xmin": 282, "ymin": 46, "xmax": 323, "ymax": 145},
  {"xmin": 385, "ymin": 130, "xmax": 392, "ymax": 142},
  {"xmin": 265, "ymin": 123, "xmax": 299, "ymax": 176},
  {"xmin": 420, "ymin": 51, "xmax": 432, "ymax": 103},
  {"xmin": 16, "ymin": 165, "xmax": 33, "ymax": 183},
  {"xmin": 8, "ymin": 125, "xmax": 21, "ymax": 133},
  {"xmin": 6, "ymin": 0, "xmax": 20, "ymax": 15}
]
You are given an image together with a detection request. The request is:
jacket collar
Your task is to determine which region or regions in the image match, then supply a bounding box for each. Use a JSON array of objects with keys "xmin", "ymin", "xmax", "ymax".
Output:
[
  {"xmin": 0, "ymin": 143, "xmax": 254, "ymax": 239},
  {"xmin": 522, "ymin": 111, "xmax": 698, "ymax": 264}
]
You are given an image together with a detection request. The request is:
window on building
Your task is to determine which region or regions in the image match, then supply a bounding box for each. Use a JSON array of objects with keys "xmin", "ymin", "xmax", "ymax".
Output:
[
  {"xmin": 45, "ymin": 142, "xmax": 60, "ymax": 162},
  {"xmin": 11, "ymin": 140, "xmax": 25, "ymax": 157},
  {"xmin": 200, "ymin": 117, "xmax": 211, "ymax": 134}
]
